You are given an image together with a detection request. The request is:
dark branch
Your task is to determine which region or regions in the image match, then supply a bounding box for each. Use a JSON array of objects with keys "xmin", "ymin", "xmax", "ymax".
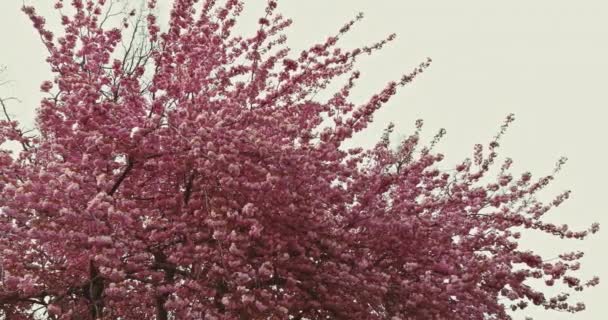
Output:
[
  {"xmin": 108, "ymin": 156, "xmax": 134, "ymax": 196},
  {"xmin": 183, "ymin": 171, "xmax": 196, "ymax": 204}
]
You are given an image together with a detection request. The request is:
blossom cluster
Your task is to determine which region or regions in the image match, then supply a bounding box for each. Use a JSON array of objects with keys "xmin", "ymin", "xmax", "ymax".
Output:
[{"xmin": 0, "ymin": 0, "xmax": 598, "ymax": 319}]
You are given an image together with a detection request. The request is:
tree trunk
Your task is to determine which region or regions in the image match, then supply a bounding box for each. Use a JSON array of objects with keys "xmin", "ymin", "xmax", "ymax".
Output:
[{"xmin": 88, "ymin": 260, "xmax": 104, "ymax": 319}]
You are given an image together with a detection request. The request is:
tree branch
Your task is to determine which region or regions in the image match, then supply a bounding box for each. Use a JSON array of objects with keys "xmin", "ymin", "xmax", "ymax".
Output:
[{"xmin": 108, "ymin": 156, "xmax": 134, "ymax": 196}]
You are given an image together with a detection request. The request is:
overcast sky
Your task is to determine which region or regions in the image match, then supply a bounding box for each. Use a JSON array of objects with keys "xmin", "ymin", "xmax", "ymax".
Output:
[{"xmin": 1, "ymin": 1, "xmax": 607, "ymax": 319}]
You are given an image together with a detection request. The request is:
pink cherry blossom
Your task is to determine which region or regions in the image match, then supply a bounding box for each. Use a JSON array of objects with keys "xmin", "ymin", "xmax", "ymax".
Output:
[{"xmin": 0, "ymin": 1, "xmax": 599, "ymax": 319}]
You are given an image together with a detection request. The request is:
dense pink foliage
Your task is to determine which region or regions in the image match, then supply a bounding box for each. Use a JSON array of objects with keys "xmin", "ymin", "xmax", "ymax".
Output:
[{"xmin": 0, "ymin": 0, "xmax": 599, "ymax": 319}]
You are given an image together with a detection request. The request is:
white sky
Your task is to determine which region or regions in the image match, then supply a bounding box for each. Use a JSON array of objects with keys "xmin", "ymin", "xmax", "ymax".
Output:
[{"xmin": 1, "ymin": 1, "xmax": 606, "ymax": 319}]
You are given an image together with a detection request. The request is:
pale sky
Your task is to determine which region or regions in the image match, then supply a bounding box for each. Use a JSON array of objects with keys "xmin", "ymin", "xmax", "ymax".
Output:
[{"xmin": 0, "ymin": 1, "xmax": 606, "ymax": 319}]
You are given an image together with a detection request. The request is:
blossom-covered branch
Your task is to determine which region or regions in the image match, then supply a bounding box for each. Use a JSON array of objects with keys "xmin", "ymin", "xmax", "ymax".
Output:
[{"xmin": 0, "ymin": 0, "xmax": 599, "ymax": 319}]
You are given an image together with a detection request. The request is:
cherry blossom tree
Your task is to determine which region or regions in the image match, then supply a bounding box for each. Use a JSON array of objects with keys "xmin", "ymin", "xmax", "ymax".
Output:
[{"xmin": 0, "ymin": 0, "xmax": 599, "ymax": 319}]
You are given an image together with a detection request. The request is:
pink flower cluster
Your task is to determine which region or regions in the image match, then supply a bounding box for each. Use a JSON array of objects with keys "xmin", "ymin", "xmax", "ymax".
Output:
[{"xmin": 0, "ymin": 0, "xmax": 598, "ymax": 319}]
